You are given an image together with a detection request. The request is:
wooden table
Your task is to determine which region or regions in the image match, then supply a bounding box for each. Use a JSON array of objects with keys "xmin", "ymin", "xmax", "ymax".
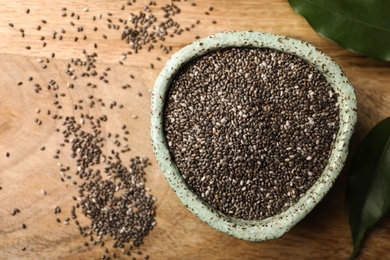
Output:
[{"xmin": 0, "ymin": 1, "xmax": 389, "ymax": 259}]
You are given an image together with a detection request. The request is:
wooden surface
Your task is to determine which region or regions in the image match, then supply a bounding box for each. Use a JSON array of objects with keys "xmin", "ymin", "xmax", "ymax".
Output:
[{"xmin": 0, "ymin": 1, "xmax": 390, "ymax": 259}]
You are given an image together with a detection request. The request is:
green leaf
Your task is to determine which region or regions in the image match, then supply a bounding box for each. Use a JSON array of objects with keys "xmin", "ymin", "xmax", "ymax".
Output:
[
  {"xmin": 345, "ymin": 117, "xmax": 390, "ymax": 259},
  {"xmin": 288, "ymin": 0, "xmax": 390, "ymax": 61}
]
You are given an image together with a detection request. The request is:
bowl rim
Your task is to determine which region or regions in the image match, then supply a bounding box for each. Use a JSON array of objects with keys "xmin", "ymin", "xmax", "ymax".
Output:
[{"xmin": 150, "ymin": 31, "xmax": 357, "ymax": 241}]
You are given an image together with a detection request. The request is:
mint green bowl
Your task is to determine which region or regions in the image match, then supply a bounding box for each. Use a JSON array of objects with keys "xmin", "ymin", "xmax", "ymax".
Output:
[{"xmin": 150, "ymin": 31, "xmax": 357, "ymax": 241}]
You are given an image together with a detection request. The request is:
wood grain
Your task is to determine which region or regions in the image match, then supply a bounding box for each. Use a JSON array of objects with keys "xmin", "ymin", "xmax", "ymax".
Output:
[{"xmin": 0, "ymin": 0, "xmax": 390, "ymax": 259}]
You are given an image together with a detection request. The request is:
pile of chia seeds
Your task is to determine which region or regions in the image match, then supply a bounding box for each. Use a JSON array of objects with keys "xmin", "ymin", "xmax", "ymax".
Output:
[{"xmin": 164, "ymin": 47, "xmax": 340, "ymax": 220}]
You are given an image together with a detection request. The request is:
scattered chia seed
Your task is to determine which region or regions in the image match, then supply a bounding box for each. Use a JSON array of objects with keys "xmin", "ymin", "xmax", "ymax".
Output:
[
  {"xmin": 119, "ymin": 2, "xmax": 200, "ymax": 54},
  {"xmin": 54, "ymin": 206, "xmax": 61, "ymax": 214},
  {"xmin": 164, "ymin": 47, "xmax": 340, "ymax": 220},
  {"xmin": 5, "ymin": 1, "xmax": 220, "ymax": 257},
  {"xmin": 58, "ymin": 116, "xmax": 157, "ymax": 251},
  {"xmin": 12, "ymin": 208, "xmax": 20, "ymax": 215}
]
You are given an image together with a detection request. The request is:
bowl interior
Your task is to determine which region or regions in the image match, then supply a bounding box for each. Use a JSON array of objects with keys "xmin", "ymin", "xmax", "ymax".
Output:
[{"xmin": 150, "ymin": 31, "xmax": 357, "ymax": 241}]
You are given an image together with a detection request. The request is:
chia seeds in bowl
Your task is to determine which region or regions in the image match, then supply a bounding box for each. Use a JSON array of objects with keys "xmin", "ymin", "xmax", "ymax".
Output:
[
  {"xmin": 151, "ymin": 31, "xmax": 357, "ymax": 241},
  {"xmin": 164, "ymin": 47, "xmax": 340, "ymax": 221}
]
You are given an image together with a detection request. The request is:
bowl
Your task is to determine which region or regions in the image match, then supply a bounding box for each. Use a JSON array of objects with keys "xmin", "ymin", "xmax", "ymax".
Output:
[{"xmin": 150, "ymin": 31, "xmax": 357, "ymax": 241}]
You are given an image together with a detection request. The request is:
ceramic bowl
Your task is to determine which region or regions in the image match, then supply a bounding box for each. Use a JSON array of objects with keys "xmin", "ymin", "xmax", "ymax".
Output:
[{"xmin": 150, "ymin": 31, "xmax": 357, "ymax": 241}]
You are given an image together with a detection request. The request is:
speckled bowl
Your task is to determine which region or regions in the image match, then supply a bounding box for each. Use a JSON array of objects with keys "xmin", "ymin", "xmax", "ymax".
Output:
[{"xmin": 150, "ymin": 31, "xmax": 357, "ymax": 241}]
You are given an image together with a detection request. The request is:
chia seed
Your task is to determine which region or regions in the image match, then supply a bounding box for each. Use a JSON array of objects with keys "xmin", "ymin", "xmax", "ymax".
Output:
[
  {"xmin": 5, "ymin": 0, "xmax": 220, "ymax": 256},
  {"xmin": 164, "ymin": 47, "xmax": 340, "ymax": 220}
]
